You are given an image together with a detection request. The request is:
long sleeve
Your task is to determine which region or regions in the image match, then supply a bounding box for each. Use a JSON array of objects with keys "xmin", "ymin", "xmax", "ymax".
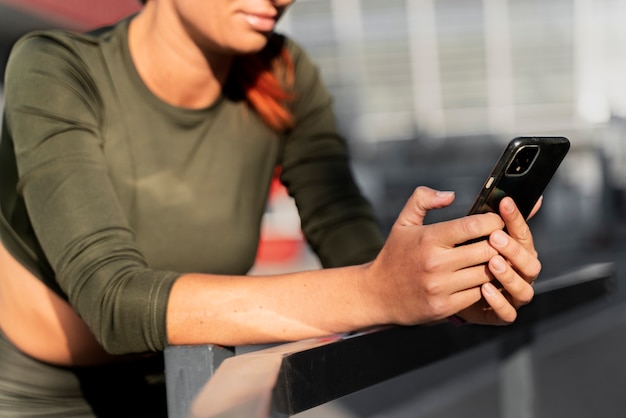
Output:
[
  {"xmin": 279, "ymin": 40, "xmax": 385, "ymax": 267},
  {"xmin": 3, "ymin": 33, "xmax": 179, "ymax": 354}
]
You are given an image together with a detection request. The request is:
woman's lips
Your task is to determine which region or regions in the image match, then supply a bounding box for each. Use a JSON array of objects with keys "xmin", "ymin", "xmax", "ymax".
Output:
[{"xmin": 243, "ymin": 13, "xmax": 276, "ymax": 32}]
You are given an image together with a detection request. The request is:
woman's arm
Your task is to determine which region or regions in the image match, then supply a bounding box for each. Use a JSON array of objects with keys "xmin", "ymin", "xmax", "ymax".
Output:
[
  {"xmin": 166, "ymin": 187, "xmax": 526, "ymax": 347},
  {"xmin": 278, "ymin": 38, "xmax": 385, "ymax": 267},
  {"xmin": 3, "ymin": 33, "xmax": 180, "ymax": 354}
]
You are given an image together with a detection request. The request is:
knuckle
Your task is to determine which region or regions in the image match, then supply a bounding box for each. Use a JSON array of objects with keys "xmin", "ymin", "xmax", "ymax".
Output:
[
  {"xmin": 481, "ymin": 242, "xmax": 498, "ymax": 260},
  {"xmin": 519, "ymin": 258, "xmax": 541, "ymax": 281},
  {"xmin": 423, "ymin": 276, "xmax": 444, "ymax": 296},
  {"xmin": 412, "ymin": 186, "xmax": 428, "ymax": 200},
  {"xmin": 420, "ymin": 227, "xmax": 437, "ymax": 245},
  {"xmin": 530, "ymin": 259, "xmax": 542, "ymax": 277},
  {"xmin": 517, "ymin": 286, "xmax": 535, "ymax": 306},
  {"xmin": 426, "ymin": 297, "xmax": 448, "ymax": 318},
  {"xmin": 502, "ymin": 309, "xmax": 517, "ymax": 324},
  {"xmin": 410, "ymin": 187, "xmax": 420, "ymax": 201},
  {"xmin": 498, "ymin": 271, "xmax": 515, "ymax": 286},
  {"xmin": 461, "ymin": 216, "xmax": 483, "ymax": 239},
  {"xmin": 516, "ymin": 223, "xmax": 532, "ymax": 241},
  {"xmin": 507, "ymin": 240, "xmax": 523, "ymax": 258},
  {"xmin": 488, "ymin": 212, "xmax": 505, "ymax": 229},
  {"xmin": 422, "ymin": 255, "xmax": 443, "ymax": 274}
]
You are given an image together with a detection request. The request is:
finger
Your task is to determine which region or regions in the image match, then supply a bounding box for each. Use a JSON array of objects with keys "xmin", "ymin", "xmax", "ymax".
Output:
[
  {"xmin": 489, "ymin": 230, "xmax": 541, "ymax": 282},
  {"xmin": 488, "ymin": 255, "xmax": 535, "ymax": 307},
  {"xmin": 441, "ymin": 212, "xmax": 504, "ymax": 248},
  {"xmin": 446, "ymin": 262, "xmax": 494, "ymax": 294},
  {"xmin": 396, "ymin": 186, "xmax": 456, "ymax": 227},
  {"xmin": 447, "ymin": 285, "xmax": 484, "ymax": 318},
  {"xmin": 498, "ymin": 197, "xmax": 535, "ymax": 253},
  {"xmin": 446, "ymin": 240, "xmax": 499, "ymax": 272},
  {"xmin": 527, "ymin": 195, "xmax": 543, "ymax": 220},
  {"xmin": 481, "ymin": 281, "xmax": 517, "ymax": 323}
]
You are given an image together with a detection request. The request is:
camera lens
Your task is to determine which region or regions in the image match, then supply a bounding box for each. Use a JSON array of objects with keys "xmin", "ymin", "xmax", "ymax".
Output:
[{"xmin": 506, "ymin": 145, "xmax": 539, "ymax": 176}]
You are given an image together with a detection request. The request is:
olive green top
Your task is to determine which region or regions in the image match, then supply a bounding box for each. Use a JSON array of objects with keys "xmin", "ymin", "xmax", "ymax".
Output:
[{"xmin": 0, "ymin": 18, "xmax": 384, "ymax": 354}]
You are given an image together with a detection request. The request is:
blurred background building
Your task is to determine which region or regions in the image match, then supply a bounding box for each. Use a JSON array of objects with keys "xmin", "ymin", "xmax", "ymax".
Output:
[
  {"xmin": 280, "ymin": 0, "xmax": 626, "ymax": 141},
  {"xmin": 1, "ymin": 1, "xmax": 626, "ymax": 417},
  {"xmin": 1, "ymin": 0, "xmax": 625, "ymax": 267},
  {"xmin": 278, "ymin": 0, "xmax": 626, "ymax": 276}
]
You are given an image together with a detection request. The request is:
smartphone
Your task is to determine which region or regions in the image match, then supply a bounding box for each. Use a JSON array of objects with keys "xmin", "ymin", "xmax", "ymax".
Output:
[{"xmin": 467, "ymin": 136, "xmax": 570, "ymax": 218}]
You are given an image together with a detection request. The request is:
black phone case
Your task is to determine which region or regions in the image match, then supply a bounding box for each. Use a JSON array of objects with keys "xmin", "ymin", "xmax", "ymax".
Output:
[{"xmin": 468, "ymin": 136, "xmax": 570, "ymax": 219}]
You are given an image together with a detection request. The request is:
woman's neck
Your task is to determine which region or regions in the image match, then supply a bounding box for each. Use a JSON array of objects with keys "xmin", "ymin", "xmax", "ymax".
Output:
[{"xmin": 128, "ymin": 2, "xmax": 233, "ymax": 109}]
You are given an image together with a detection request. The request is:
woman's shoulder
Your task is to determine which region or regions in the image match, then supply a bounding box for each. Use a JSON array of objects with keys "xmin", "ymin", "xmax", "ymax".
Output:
[
  {"xmin": 7, "ymin": 30, "xmax": 81, "ymax": 72},
  {"xmin": 3, "ymin": 22, "xmax": 130, "ymax": 124},
  {"xmin": 12, "ymin": 25, "xmax": 109, "ymax": 53},
  {"xmin": 7, "ymin": 20, "xmax": 125, "ymax": 74}
]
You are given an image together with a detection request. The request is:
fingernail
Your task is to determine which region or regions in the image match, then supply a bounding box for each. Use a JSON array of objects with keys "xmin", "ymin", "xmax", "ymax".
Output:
[
  {"xmin": 491, "ymin": 230, "xmax": 508, "ymax": 247},
  {"xmin": 483, "ymin": 282, "xmax": 495, "ymax": 296},
  {"xmin": 502, "ymin": 198, "xmax": 515, "ymax": 213},
  {"xmin": 436, "ymin": 191, "xmax": 455, "ymax": 198},
  {"xmin": 491, "ymin": 257, "xmax": 506, "ymax": 273}
]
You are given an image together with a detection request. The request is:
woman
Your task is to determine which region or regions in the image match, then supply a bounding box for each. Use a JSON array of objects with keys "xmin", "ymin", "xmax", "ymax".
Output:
[{"xmin": 0, "ymin": 0, "xmax": 540, "ymax": 416}]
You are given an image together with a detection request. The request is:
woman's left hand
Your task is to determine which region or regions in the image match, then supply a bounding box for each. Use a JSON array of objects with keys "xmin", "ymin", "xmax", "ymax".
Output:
[{"xmin": 455, "ymin": 196, "xmax": 542, "ymax": 325}]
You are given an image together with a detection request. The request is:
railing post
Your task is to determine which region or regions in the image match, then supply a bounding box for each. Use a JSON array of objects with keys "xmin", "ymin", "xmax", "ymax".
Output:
[
  {"xmin": 164, "ymin": 344, "xmax": 235, "ymax": 418},
  {"xmin": 499, "ymin": 330, "xmax": 535, "ymax": 418}
]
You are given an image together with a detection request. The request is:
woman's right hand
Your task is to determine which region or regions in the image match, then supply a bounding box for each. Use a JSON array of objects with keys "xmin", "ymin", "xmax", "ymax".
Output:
[{"xmin": 361, "ymin": 186, "xmax": 511, "ymax": 326}]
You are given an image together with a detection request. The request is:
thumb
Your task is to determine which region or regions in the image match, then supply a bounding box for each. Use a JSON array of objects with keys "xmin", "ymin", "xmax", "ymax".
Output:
[{"xmin": 396, "ymin": 186, "xmax": 455, "ymax": 227}]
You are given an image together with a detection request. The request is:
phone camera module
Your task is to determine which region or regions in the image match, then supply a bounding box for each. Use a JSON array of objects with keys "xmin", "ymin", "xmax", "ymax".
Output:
[{"xmin": 506, "ymin": 145, "xmax": 539, "ymax": 176}]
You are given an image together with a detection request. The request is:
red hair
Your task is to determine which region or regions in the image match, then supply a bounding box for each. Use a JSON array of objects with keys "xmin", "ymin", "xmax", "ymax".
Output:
[{"xmin": 231, "ymin": 35, "xmax": 295, "ymax": 132}]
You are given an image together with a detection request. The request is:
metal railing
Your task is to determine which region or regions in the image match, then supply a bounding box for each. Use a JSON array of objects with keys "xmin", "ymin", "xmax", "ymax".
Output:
[{"xmin": 164, "ymin": 262, "xmax": 616, "ymax": 418}]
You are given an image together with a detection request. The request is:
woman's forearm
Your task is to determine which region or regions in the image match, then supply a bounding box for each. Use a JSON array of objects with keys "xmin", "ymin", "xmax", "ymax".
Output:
[{"xmin": 166, "ymin": 264, "xmax": 378, "ymax": 346}]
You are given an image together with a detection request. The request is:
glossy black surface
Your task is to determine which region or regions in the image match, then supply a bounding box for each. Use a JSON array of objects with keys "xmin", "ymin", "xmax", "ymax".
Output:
[
  {"xmin": 274, "ymin": 263, "xmax": 614, "ymax": 415},
  {"xmin": 468, "ymin": 136, "xmax": 570, "ymax": 218}
]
